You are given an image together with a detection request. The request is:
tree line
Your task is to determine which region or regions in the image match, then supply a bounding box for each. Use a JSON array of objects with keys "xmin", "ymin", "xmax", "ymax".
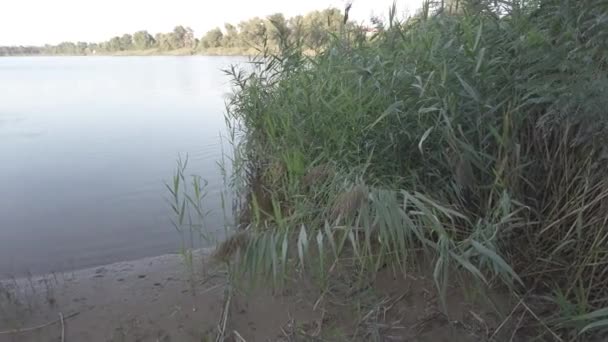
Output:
[{"xmin": 0, "ymin": 8, "xmax": 354, "ymax": 56}]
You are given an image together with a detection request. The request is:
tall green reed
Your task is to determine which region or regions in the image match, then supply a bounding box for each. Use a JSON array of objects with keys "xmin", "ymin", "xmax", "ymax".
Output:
[
  {"xmin": 222, "ymin": 0, "xmax": 608, "ymax": 338},
  {"xmin": 165, "ymin": 155, "xmax": 214, "ymax": 278}
]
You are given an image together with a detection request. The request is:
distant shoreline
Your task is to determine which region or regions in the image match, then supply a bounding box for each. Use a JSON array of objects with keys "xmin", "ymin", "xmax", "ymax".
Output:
[{"xmin": 0, "ymin": 47, "xmax": 257, "ymax": 57}]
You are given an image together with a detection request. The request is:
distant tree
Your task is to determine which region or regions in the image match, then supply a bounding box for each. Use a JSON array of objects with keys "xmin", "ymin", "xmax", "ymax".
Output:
[
  {"xmin": 55, "ymin": 42, "xmax": 77, "ymax": 54},
  {"xmin": 98, "ymin": 41, "xmax": 108, "ymax": 52},
  {"xmin": 170, "ymin": 26, "xmax": 187, "ymax": 48},
  {"xmin": 222, "ymin": 23, "xmax": 239, "ymax": 47},
  {"xmin": 184, "ymin": 27, "xmax": 195, "ymax": 49},
  {"xmin": 154, "ymin": 33, "xmax": 163, "ymax": 46},
  {"xmin": 133, "ymin": 30, "xmax": 155, "ymax": 50},
  {"xmin": 108, "ymin": 36, "xmax": 122, "ymax": 51},
  {"xmin": 119, "ymin": 34, "xmax": 133, "ymax": 50},
  {"xmin": 87, "ymin": 43, "xmax": 99, "ymax": 54},
  {"xmin": 1, "ymin": 7, "xmax": 353, "ymax": 55},
  {"xmin": 155, "ymin": 33, "xmax": 173, "ymax": 50},
  {"xmin": 303, "ymin": 9, "xmax": 343, "ymax": 48},
  {"xmin": 77, "ymin": 42, "xmax": 88, "ymax": 54},
  {"xmin": 238, "ymin": 17, "xmax": 267, "ymax": 47},
  {"xmin": 0, "ymin": 46, "xmax": 43, "ymax": 56},
  {"xmin": 200, "ymin": 28, "xmax": 224, "ymax": 49}
]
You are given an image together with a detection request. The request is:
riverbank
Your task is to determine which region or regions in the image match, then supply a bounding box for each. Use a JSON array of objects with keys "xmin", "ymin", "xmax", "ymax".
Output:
[
  {"xmin": 0, "ymin": 251, "xmax": 312, "ymax": 342},
  {"xmin": 108, "ymin": 47, "xmax": 257, "ymax": 56},
  {"xmin": 0, "ymin": 47, "xmax": 257, "ymax": 57},
  {"xmin": 0, "ymin": 249, "xmax": 518, "ymax": 341}
]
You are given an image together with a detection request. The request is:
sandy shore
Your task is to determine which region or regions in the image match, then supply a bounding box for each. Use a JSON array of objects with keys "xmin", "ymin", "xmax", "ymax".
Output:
[
  {"xmin": 0, "ymin": 250, "xmax": 516, "ymax": 341},
  {"xmin": 1, "ymin": 251, "xmax": 219, "ymax": 341},
  {"xmin": 0, "ymin": 250, "xmax": 319, "ymax": 342}
]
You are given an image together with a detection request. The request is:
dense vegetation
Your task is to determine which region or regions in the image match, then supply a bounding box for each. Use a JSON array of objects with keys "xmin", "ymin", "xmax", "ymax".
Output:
[
  {"xmin": 224, "ymin": 0, "xmax": 608, "ymax": 339},
  {"xmin": 0, "ymin": 8, "xmax": 350, "ymax": 56}
]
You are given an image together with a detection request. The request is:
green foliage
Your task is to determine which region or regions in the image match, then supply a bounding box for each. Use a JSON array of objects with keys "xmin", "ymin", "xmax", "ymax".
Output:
[
  {"xmin": 222, "ymin": 23, "xmax": 239, "ymax": 48},
  {"xmin": 225, "ymin": 0, "xmax": 608, "ymax": 338},
  {"xmin": 119, "ymin": 34, "xmax": 133, "ymax": 50},
  {"xmin": 171, "ymin": 26, "xmax": 187, "ymax": 49},
  {"xmin": 0, "ymin": 46, "xmax": 43, "ymax": 55},
  {"xmin": 168, "ymin": 25, "xmax": 195, "ymax": 49},
  {"xmin": 165, "ymin": 156, "xmax": 214, "ymax": 266},
  {"xmin": 0, "ymin": 7, "xmax": 354, "ymax": 56},
  {"xmin": 301, "ymin": 8, "xmax": 345, "ymax": 48},
  {"xmin": 199, "ymin": 28, "xmax": 224, "ymax": 49},
  {"xmin": 237, "ymin": 17, "xmax": 267, "ymax": 48},
  {"xmin": 155, "ymin": 33, "xmax": 173, "ymax": 51},
  {"xmin": 133, "ymin": 30, "xmax": 155, "ymax": 50},
  {"xmin": 107, "ymin": 36, "xmax": 122, "ymax": 51}
]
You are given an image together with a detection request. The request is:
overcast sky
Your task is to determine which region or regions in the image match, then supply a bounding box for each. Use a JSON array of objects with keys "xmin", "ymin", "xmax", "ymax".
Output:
[{"xmin": 0, "ymin": 0, "xmax": 424, "ymax": 46}]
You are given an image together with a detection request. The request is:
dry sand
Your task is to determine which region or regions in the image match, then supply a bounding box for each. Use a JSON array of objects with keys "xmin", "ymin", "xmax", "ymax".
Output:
[
  {"xmin": 0, "ymin": 251, "xmax": 517, "ymax": 341},
  {"xmin": 0, "ymin": 251, "xmax": 319, "ymax": 342}
]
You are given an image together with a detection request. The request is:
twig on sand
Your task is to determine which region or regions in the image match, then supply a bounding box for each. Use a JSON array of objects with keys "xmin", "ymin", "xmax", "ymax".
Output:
[
  {"xmin": 490, "ymin": 298, "xmax": 523, "ymax": 340},
  {"xmin": 215, "ymin": 284, "xmax": 232, "ymax": 342},
  {"xmin": 492, "ymin": 295, "xmax": 563, "ymax": 342},
  {"xmin": 520, "ymin": 299, "xmax": 563, "ymax": 342},
  {"xmin": 0, "ymin": 311, "xmax": 79, "ymax": 335},
  {"xmin": 59, "ymin": 312, "xmax": 65, "ymax": 342},
  {"xmin": 233, "ymin": 330, "xmax": 247, "ymax": 341},
  {"xmin": 509, "ymin": 310, "xmax": 527, "ymax": 342}
]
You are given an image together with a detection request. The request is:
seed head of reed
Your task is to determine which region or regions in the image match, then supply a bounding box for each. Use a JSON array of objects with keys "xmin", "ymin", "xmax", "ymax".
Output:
[{"xmin": 330, "ymin": 184, "xmax": 368, "ymax": 222}]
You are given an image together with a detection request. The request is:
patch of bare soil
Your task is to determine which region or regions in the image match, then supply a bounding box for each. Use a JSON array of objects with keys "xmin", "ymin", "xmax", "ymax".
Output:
[
  {"xmin": 236, "ymin": 265, "xmax": 522, "ymax": 342},
  {"xmin": 0, "ymin": 252, "xmax": 520, "ymax": 342}
]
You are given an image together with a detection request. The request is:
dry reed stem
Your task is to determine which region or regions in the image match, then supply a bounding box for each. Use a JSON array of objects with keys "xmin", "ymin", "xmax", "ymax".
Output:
[
  {"xmin": 302, "ymin": 163, "xmax": 335, "ymax": 187},
  {"xmin": 215, "ymin": 285, "xmax": 233, "ymax": 342},
  {"xmin": 0, "ymin": 311, "xmax": 79, "ymax": 335},
  {"xmin": 59, "ymin": 312, "xmax": 65, "ymax": 342},
  {"xmin": 213, "ymin": 231, "xmax": 251, "ymax": 262},
  {"xmin": 330, "ymin": 185, "xmax": 368, "ymax": 221}
]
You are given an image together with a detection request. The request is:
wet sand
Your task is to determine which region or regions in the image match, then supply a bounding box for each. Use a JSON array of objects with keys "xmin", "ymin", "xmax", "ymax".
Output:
[
  {"xmin": 0, "ymin": 250, "xmax": 515, "ymax": 341},
  {"xmin": 0, "ymin": 250, "xmax": 318, "ymax": 342}
]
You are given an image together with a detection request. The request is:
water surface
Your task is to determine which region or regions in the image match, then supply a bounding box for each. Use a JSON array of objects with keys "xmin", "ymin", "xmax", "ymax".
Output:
[{"xmin": 0, "ymin": 56, "xmax": 241, "ymax": 277}]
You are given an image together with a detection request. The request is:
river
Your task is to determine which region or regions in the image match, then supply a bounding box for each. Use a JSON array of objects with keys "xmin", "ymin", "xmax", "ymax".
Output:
[{"xmin": 0, "ymin": 56, "xmax": 242, "ymax": 277}]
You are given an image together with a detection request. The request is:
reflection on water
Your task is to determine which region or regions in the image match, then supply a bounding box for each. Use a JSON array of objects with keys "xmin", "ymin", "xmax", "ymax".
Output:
[{"xmin": 0, "ymin": 56, "xmax": 243, "ymax": 277}]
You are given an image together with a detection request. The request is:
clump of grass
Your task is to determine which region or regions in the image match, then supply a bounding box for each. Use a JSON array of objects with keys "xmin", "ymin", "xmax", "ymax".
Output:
[
  {"xmin": 222, "ymin": 0, "xmax": 608, "ymax": 339},
  {"xmin": 166, "ymin": 155, "xmax": 214, "ymax": 286}
]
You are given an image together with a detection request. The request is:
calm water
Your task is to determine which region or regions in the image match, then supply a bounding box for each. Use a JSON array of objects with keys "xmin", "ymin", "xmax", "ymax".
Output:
[{"xmin": 0, "ymin": 56, "xmax": 241, "ymax": 277}]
